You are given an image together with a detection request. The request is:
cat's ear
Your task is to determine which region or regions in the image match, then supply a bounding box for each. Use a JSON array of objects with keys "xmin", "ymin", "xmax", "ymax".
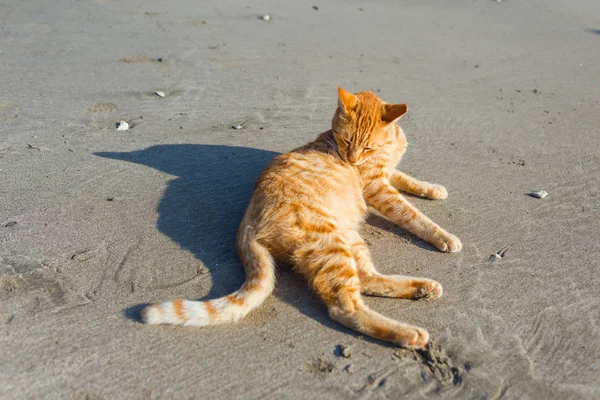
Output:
[
  {"xmin": 338, "ymin": 87, "xmax": 358, "ymax": 112},
  {"xmin": 382, "ymin": 104, "xmax": 408, "ymax": 123}
]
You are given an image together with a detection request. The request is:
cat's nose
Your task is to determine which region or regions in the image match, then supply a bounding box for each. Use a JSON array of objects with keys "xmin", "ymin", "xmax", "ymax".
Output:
[{"xmin": 347, "ymin": 147, "xmax": 361, "ymax": 164}]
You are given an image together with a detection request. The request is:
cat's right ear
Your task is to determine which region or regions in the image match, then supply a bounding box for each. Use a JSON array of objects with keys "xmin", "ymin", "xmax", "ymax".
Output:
[
  {"xmin": 338, "ymin": 87, "xmax": 358, "ymax": 113},
  {"xmin": 382, "ymin": 104, "xmax": 408, "ymax": 123}
]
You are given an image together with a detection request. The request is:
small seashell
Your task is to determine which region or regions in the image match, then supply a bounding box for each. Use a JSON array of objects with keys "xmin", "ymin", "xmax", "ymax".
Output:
[
  {"xmin": 231, "ymin": 124, "xmax": 243, "ymax": 130},
  {"xmin": 529, "ymin": 190, "xmax": 548, "ymax": 199},
  {"xmin": 116, "ymin": 121, "xmax": 130, "ymax": 130},
  {"xmin": 341, "ymin": 345, "xmax": 352, "ymax": 358},
  {"xmin": 261, "ymin": 14, "xmax": 271, "ymax": 21},
  {"xmin": 155, "ymin": 91, "xmax": 165, "ymax": 98}
]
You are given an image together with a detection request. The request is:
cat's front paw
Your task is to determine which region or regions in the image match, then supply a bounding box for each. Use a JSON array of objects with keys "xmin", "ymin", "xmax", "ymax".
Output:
[
  {"xmin": 432, "ymin": 232, "xmax": 462, "ymax": 253},
  {"xmin": 427, "ymin": 184, "xmax": 448, "ymax": 200}
]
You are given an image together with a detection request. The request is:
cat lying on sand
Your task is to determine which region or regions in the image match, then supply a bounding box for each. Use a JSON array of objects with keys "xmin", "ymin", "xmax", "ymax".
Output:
[{"xmin": 142, "ymin": 87, "xmax": 461, "ymax": 348}]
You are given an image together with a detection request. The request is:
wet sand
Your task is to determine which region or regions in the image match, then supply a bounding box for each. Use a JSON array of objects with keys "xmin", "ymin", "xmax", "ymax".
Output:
[{"xmin": 1, "ymin": 0, "xmax": 600, "ymax": 398}]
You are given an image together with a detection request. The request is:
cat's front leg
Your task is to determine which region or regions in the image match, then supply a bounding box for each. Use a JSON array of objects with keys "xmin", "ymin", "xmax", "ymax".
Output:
[
  {"xmin": 389, "ymin": 170, "xmax": 448, "ymax": 200},
  {"xmin": 364, "ymin": 180, "xmax": 462, "ymax": 252}
]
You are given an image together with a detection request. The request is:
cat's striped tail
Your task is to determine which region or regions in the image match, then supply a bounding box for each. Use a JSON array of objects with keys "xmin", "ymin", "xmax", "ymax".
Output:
[{"xmin": 141, "ymin": 227, "xmax": 275, "ymax": 327}]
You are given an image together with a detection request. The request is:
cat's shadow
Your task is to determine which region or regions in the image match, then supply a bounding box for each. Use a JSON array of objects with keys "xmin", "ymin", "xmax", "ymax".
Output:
[
  {"xmin": 95, "ymin": 144, "xmax": 429, "ymax": 343},
  {"xmin": 96, "ymin": 144, "xmax": 276, "ymax": 306}
]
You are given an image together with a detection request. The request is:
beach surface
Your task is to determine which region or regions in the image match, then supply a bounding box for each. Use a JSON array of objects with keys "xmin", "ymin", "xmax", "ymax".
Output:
[{"xmin": 1, "ymin": 0, "xmax": 600, "ymax": 398}]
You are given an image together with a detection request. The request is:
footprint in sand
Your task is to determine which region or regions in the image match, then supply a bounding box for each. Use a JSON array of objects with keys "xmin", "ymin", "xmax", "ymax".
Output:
[
  {"xmin": 86, "ymin": 102, "xmax": 118, "ymax": 113},
  {"xmin": 118, "ymin": 54, "xmax": 166, "ymax": 64},
  {"xmin": 395, "ymin": 342, "xmax": 470, "ymax": 391},
  {"xmin": 0, "ymin": 102, "xmax": 21, "ymax": 122}
]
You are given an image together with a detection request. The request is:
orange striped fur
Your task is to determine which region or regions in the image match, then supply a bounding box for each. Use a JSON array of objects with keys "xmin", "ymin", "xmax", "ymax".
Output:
[{"xmin": 141, "ymin": 87, "xmax": 461, "ymax": 348}]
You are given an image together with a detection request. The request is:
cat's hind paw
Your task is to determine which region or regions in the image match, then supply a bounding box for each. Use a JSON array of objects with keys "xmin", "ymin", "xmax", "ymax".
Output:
[
  {"xmin": 414, "ymin": 280, "xmax": 443, "ymax": 300},
  {"xmin": 404, "ymin": 327, "xmax": 430, "ymax": 349},
  {"xmin": 427, "ymin": 184, "xmax": 448, "ymax": 200}
]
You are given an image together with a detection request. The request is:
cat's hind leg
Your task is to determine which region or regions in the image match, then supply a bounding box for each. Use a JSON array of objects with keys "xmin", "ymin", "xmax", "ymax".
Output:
[
  {"xmin": 346, "ymin": 230, "xmax": 442, "ymax": 300},
  {"xmin": 389, "ymin": 171, "xmax": 448, "ymax": 200},
  {"xmin": 294, "ymin": 231, "xmax": 429, "ymax": 348}
]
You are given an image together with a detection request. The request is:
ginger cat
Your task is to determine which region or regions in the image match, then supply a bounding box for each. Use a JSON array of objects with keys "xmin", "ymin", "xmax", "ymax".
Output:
[{"xmin": 141, "ymin": 87, "xmax": 462, "ymax": 348}]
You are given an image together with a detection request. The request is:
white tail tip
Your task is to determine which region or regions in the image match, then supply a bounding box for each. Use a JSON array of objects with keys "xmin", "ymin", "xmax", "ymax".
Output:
[{"xmin": 140, "ymin": 305, "xmax": 162, "ymax": 324}]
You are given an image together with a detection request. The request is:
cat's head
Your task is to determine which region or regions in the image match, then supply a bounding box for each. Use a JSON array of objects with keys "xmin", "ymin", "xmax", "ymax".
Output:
[{"xmin": 332, "ymin": 87, "xmax": 407, "ymax": 165}]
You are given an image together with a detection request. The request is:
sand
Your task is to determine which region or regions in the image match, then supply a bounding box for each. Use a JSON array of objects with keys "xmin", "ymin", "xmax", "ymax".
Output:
[{"xmin": 1, "ymin": 0, "xmax": 600, "ymax": 398}]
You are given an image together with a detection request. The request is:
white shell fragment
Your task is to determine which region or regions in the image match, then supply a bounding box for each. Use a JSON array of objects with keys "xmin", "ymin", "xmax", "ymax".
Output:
[
  {"xmin": 231, "ymin": 124, "xmax": 243, "ymax": 130},
  {"xmin": 341, "ymin": 345, "xmax": 352, "ymax": 358},
  {"xmin": 490, "ymin": 245, "xmax": 509, "ymax": 261},
  {"xmin": 116, "ymin": 121, "xmax": 130, "ymax": 130},
  {"xmin": 155, "ymin": 91, "xmax": 165, "ymax": 98},
  {"xmin": 529, "ymin": 190, "xmax": 548, "ymax": 199},
  {"xmin": 261, "ymin": 14, "xmax": 271, "ymax": 21}
]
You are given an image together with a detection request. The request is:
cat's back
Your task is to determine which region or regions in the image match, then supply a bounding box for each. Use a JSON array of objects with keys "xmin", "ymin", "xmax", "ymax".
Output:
[
  {"xmin": 258, "ymin": 134, "xmax": 358, "ymax": 199},
  {"xmin": 246, "ymin": 132, "xmax": 366, "ymax": 240}
]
